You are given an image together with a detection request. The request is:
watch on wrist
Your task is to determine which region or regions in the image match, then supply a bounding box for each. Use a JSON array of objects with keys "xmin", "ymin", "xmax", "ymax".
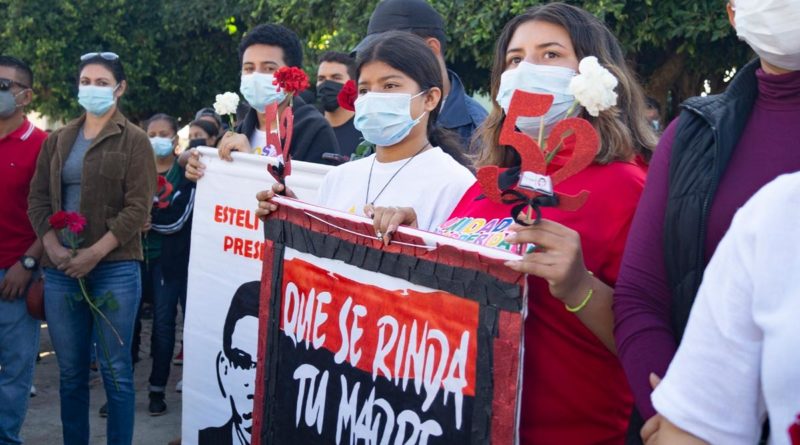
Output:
[{"xmin": 19, "ymin": 255, "xmax": 38, "ymax": 271}]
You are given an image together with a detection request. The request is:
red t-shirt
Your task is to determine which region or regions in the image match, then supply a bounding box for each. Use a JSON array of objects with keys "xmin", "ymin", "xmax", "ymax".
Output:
[
  {"xmin": 0, "ymin": 118, "xmax": 47, "ymax": 268},
  {"xmin": 439, "ymin": 160, "xmax": 645, "ymax": 444}
]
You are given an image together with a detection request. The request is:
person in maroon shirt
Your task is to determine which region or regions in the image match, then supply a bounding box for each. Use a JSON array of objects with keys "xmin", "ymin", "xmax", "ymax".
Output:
[
  {"xmin": 613, "ymin": 1, "xmax": 800, "ymax": 443},
  {"xmin": 0, "ymin": 55, "xmax": 47, "ymax": 445}
]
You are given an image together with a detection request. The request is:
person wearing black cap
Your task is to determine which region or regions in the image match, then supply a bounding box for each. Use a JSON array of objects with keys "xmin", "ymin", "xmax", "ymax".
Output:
[{"xmin": 352, "ymin": 0, "xmax": 487, "ymax": 150}]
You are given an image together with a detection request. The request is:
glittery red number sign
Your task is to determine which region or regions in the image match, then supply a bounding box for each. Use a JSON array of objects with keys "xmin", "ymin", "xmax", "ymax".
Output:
[
  {"xmin": 476, "ymin": 90, "xmax": 599, "ymax": 212},
  {"xmin": 265, "ymin": 102, "xmax": 294, "ymax": 181}
]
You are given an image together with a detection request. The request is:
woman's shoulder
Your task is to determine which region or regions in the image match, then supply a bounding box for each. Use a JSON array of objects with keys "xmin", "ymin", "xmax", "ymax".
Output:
[
  {"xmin": 425, "ymin": 146, "xmax": 475, "ymax": 179},
  {"xmin": 48, "ymin": 116, "xmax": 83, "ymax": 138},
  {"xmin": 586, "ymin": 160, "xmax": 647, "ymax": 188},
  {"xmin": 322, "ymin": 155, "xmax": 374, "ymax": 182}
]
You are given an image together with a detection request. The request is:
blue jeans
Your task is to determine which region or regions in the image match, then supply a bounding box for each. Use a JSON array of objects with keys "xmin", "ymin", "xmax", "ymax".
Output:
[
  {"xmin": 44, "ymin": 261, "xmax": 141, "ymax": 445},
  {"xmin": 0, "ymin": 269, "xmax": 40, "ymax": 445},
  {"xmin": 141, "ymin": 258, "xmax": 180, "ymax": 391}
]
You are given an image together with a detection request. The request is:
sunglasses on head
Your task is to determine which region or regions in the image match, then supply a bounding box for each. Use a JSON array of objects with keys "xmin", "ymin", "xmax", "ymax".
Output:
[
  {"xmin": 0, "ymin": 78, "xmax": 29, "ymax": 91},
  {"xmin": 80, "ymin": 52, "xmax": 120, "ymax": 62}
]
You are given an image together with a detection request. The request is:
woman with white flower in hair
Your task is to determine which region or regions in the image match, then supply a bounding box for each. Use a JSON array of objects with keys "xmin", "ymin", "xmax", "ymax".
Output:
[{"xmin": 371, "ymin": 3, "xmax": 657, "ymax": 443}]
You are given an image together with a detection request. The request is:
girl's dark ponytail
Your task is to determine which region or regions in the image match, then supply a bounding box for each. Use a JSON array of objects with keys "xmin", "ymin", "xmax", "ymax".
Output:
[{"xmin": 429, "ymin": 126, "xmax": 473, "ymax": 171}]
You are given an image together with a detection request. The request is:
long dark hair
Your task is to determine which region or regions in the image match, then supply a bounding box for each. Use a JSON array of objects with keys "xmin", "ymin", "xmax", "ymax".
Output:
[
  {"xmin": 356, "ymin": 31, "xmax": 471, "ymax": 168},
  {"xmin": 473, "ymin": 3, "xmax": 657, "ymax": 167}
]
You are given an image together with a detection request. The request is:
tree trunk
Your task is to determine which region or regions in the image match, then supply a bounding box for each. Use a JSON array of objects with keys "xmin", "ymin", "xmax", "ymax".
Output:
[{"xmin": 644, "ymin": 52, "xmax": 686, "ymax": 121}]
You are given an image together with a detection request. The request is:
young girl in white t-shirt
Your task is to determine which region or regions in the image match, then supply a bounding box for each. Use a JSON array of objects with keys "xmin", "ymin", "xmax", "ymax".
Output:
[{"xmin": 256, "ymin": 31, "xmax": 474, "ymax": 233}]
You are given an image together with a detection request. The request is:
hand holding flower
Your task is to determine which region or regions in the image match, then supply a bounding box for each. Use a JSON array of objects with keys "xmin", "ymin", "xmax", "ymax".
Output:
[
  {"xmin": 62, "ymin": 247, "xmax": 103, "ymax": 279},
  {"xmin": 43, "ymin": 233, "xmax": 72, "ymax": 268}
]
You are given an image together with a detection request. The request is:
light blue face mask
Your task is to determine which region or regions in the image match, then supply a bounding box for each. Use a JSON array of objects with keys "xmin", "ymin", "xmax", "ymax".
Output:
[
  {"xmin": 353, "ymin": 91, "xmax": 427, "ymax": 147},
  {"xmin": 496, "ymin": 62, "xmax": 578, "ymax": 139},
  {"xmin": 240, "ymin": 72, "xmax": 286, "ymax": 111},
  {"xmin": 78, "ymin": 85, "xmax": 118, "ymax": 116},
  {"xmin": 149, "ymin": 137, "xmax": 174, "ymax": 157}
]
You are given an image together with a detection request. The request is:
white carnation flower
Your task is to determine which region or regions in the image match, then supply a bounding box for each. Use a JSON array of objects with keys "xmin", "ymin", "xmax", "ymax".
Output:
[
  {"xmin": 568, "ymin": 56, "xmax": 618, "ymax": 117},
  {"xmin": 213, "ymin": 92, "xmax": 240, "ymax": 116}
]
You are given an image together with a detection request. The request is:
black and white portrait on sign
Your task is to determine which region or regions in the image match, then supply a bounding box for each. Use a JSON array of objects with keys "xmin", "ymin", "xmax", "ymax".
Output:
[{"xmin": 198, "ymin": 281, "xmax": 259, "ymax": 445}]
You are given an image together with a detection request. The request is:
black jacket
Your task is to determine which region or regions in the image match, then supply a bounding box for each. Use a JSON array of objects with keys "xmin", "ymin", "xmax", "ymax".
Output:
[
  {"xmin": 663, "ymin": 59, "xmax": 760, "ymax": 344},
  {"xmin": 150, "ymin": 166, "xmax": 195, "ymax": 284},
  {"xmin": 236, "ymin": 96, "xmax": 339, "ymax": 164}
]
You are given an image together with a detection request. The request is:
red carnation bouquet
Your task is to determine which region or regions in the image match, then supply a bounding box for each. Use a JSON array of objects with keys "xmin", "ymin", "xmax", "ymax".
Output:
[
  {"xmin": 50, "ymin": 210, "xmax": 123, "ymax": 389},
  {"xmin": 264, "ymin": 66, "xmax": 311, "ymax": 185}
]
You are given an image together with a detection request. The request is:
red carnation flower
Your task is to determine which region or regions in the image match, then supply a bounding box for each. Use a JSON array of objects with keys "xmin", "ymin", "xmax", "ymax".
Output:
[
  {"xmin": 49, "ymin": 211, "xmax": 69, "ymax": 230},
  {"xmin": 157, "ymin": 175, "xmax": 168, "ymax": 189},
  {"xmin": 790, "ymin": 414, "xmax": 800, "ymax": 444},
  {"xmin": 64, "ymin": 212, "xmax": 87, "ymax": 234},
  {"xmin": 337, "ymin": 80, "xmax": 357, "ymax": 112},
  {"xmin": 273, "ymin": 66, "xmax": 309, "ymax": 97}
]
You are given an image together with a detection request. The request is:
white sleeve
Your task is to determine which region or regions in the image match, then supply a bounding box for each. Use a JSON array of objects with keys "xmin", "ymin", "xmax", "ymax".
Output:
[{"xmin": 651, "ymin": 209, "xmax": 765, "ymax": 444}]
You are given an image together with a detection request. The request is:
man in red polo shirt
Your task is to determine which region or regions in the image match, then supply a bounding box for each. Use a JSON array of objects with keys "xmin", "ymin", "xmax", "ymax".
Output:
[{"xmin": 0, "ymin": 55, "xmax": 47, "ymax": 444}]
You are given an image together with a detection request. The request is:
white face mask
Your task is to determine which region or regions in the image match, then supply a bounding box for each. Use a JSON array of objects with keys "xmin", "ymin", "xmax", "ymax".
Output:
[
  {"xmin": 496, "ymin": 62, "xmax": 578, "ymax": 139},
  {"xmin": 734, "ymin": 0, "xmax": 800, "ymax": 71},
  {"xmin": 240, "ymin": 72, "xmax": 286, "ymax": 111},
  {"xmin": 353, "ymin": 91, "xmax": 426, "ymax": 147}
]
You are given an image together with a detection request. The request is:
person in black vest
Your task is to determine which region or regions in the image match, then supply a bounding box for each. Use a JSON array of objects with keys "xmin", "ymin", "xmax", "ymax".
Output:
[
  {"xmin": 185, "ymin": 24, "xmax": 339, "ymax": 181},
  {"xmin": 613, "ymin": 0, "xmax": 800, "ymax": 443}
]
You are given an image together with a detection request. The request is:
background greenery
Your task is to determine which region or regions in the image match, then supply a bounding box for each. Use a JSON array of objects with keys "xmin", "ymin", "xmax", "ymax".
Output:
[{"xmin": 0, "ymin": 0, "xmax": 751, "ymax": 124}]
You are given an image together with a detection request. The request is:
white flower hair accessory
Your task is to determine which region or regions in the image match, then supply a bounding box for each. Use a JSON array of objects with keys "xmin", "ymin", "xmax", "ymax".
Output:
[
  {"xmin": 213, "ymin": 91, "xmax": 240, "ymax": 116},
  {"xmin": 568, "ymin": 56, "xmax": 618, "ymax": 117}
]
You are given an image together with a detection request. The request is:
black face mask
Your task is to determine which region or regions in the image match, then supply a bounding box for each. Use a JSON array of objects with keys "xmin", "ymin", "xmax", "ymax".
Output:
[
  {"xmin": 189, "ymin": 138, "xmax": 208, "ymax": 149},
  {"xmin": 317, "ymin": 80, "xmax": 344, "ymax": 112}
]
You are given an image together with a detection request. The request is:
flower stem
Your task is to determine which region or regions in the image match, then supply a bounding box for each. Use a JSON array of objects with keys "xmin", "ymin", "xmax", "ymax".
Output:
[
  {"xmin": 564, "ymin": 99, "xmax": 580, "ymax": 119},
  {"xmin": 92, "ymin": 310, "xmax": 120, "ymax": 392},
  {"xmin": 545, "ymin": 129, "xmax": 575, "ymax": 166},
  {"xmin": 77, "ymin": 278, "xmax": 124, "ymax": 346},
  {"xmin": 537, "ymin": 115, "xmax": 546, "ymax": 150}
]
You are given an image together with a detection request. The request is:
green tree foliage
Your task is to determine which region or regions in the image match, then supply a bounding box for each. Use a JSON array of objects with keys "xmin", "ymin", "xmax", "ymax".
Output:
[{"xmin": 0, "ymin": 0, "xmax": 751, "ymax": 123}]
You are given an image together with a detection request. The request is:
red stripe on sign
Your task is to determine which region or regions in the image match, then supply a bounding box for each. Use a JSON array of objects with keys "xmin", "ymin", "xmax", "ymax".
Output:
[{"xmin": 278, "ymin": 257, "xmax": 479, "ymax": 397}]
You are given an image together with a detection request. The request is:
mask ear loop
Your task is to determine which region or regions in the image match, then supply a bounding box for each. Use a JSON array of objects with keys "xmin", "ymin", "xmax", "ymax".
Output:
[{"xmin": 409, "ymin": 89, "xmax": 430, "ymax": 125}]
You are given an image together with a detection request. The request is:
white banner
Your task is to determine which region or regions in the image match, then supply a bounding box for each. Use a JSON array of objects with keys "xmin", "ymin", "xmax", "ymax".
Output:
[{"xmin": 182, "ymin": 148, "xmax": 332, "ymax": 445}]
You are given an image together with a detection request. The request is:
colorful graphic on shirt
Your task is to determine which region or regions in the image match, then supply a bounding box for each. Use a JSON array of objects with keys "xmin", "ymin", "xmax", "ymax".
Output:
[
  {"xmin": 437, "ymin": 216, "xmax": 534, "ymax": 253},
  {"xmin": 254, "ymin": 143, "xmax": 278, "ymax": 157}
]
